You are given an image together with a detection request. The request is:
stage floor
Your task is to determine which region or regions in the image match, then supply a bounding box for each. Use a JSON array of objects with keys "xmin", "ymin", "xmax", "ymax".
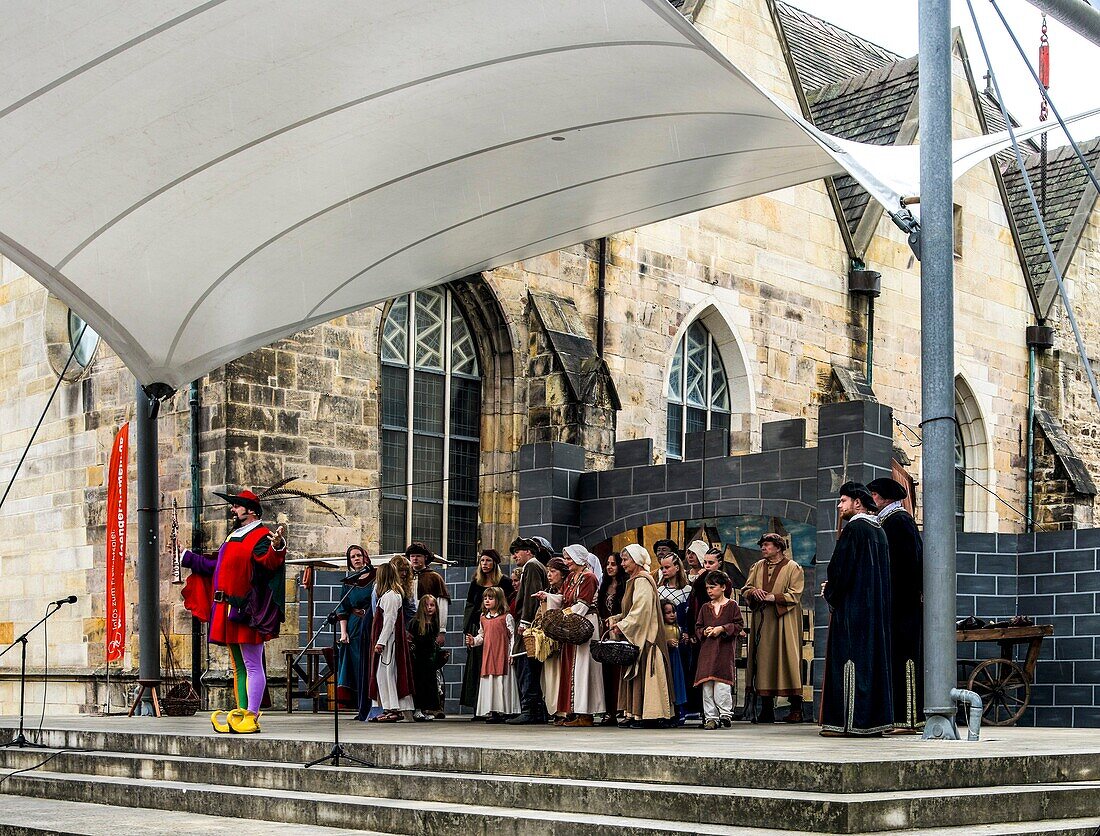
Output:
[{"xmin": 5, "ymin": 713, "xmax": 1099, "ymax": 764}]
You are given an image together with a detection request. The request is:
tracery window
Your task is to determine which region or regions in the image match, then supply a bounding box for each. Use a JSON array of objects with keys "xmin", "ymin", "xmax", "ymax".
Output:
[
  {"xmin": 954, "ymin": 420, "xmax": 966, "ymax": 532},
  {"xmin": 666, "ymin": 320, "xmax": 730, "ymax": 460},
  {"xmin": 380, "ymin": 287, "xmax": 481, "ymax": 562}
]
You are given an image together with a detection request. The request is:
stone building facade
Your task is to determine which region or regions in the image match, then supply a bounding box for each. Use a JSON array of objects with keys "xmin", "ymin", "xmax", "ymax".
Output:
[{"xmin": 2, "ymin": 0, "xmax": 1099, "ymax": 720}]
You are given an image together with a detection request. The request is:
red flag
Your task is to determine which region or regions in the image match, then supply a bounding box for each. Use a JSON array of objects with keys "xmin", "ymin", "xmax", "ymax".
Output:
[{"xmin": 105, "ymin": 423, "xmax": 129, "ymax": 664}]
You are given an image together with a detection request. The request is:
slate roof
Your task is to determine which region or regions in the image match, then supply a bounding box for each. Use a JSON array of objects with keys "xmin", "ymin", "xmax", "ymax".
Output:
[
  {"xmin": 527, "ymin": 292, "xmax": 621, "ymax": 410},
  {"xmin": 1035, "ymin": 409, "xmax": 1098, "ymax": 496},
  {"xmin": 774, "ymin": 2, "xmax": 900, "ymax": 89},
  {"xmin": 806, "ymin": 57, "xmax": 920, "ymax": 233},
  {"xmin": 1002, "ymin": 138, "xmax": 1100, "ymax": 308}
]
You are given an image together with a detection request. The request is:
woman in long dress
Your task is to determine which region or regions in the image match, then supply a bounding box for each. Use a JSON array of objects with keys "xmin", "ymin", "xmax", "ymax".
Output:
[
  {"xmin": 460, "ymin": 549, "xmax": 513, "ymax": 714},
  {"xmin": 540, "ymin": 545, "xmax": 605, "ymax": 727},
  {"xmin": 538, "ymin": 557, "xmax": 569, "ymax": 724},
  {"xmin": 608, "ymin": 544, "xmax": 674, "ymax": 727},
  {"xmin": 367, "ymin": 562, "xmax": 415, "ymax": 722},
  {"xmin": 334, "ymin": 544, "xmax": 375, "ymax": 716},
  {"xmin": 596, "ymin": 550, "xmax": 626, "ymax": 725}
]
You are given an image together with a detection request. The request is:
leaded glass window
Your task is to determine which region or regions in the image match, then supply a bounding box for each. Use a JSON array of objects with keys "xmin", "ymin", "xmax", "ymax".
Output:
[
  {"xmin": 380, "ymin": 287, "xmax": 481, "ymax": 563},
  {"xmin": 666, "ymin": 321, "xmax": 730, "ymax": 460},
  {"xmin": 954, "ymin": 421, "xmax": 966, "ymax": 532}
]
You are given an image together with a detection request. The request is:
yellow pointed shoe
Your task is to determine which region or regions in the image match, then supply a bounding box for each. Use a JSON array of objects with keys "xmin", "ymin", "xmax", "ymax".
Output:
[
  {"xmin": 209, "ymin": 711, "xmax": 231, "ymax": 734},
  {"xmin": 228, "ymin": 709, "xmax": 261, "ymax": 734}
]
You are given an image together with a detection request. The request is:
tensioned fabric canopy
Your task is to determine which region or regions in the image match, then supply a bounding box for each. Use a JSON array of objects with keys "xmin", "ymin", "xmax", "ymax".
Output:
[{"xmin": 0, "ymin": 0, "xmax": 1081, "ymax": 390}]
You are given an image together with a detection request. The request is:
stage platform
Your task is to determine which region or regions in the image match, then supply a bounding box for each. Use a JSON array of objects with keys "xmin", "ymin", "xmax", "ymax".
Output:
[{"xmin": 1, "ymin": 715, "xmax": 1099, "ymax": 834}]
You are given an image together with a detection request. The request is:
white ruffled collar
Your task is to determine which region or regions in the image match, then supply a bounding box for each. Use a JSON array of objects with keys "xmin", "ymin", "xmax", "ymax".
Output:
[{"xmin": 848, "ymin": 512, "xmax": 882, "ymax": 527}]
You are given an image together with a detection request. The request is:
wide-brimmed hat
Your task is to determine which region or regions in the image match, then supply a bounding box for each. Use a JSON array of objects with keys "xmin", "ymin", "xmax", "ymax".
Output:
[
  {"xmin": 653, "ymin": 538, "xmax": 679, "ymax": 553},
  {"xmin": 867, "ymin": 477, "xmax": 908, "ymax": 502},
  {"xmin": 509, "ymin": 537, "xmax": 538, "ymax": 555},
  {"xmin": 404, "ymin": 542, "xmax": 434, "ymax": 560},
  {"xmin": 214, "ymin": 489, "xmax": 262, "ymax": 516}
]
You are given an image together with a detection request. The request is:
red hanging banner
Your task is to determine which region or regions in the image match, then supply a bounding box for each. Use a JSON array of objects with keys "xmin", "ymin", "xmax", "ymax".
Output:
[{"xmin": 105, "ymin": 423, "xmax": 129, "ymax": 664}]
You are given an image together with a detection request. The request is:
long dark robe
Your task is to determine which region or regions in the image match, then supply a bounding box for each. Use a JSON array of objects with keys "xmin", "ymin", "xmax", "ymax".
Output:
[
  {"xmin": 459, "ymin": 574, "xmax": 514, "ymax": 707},
  {"xmin": 821, "ymin": 514, "xmax": 894, "ymax": 735},
  {"xmin": 597, "ymin": 574, "xmax": 626, "ymax": 713},
  {"xmin": 410, "ymin": 622, "xmax": 443, "ymax": 712},
  {"xmin": 333, "ymin": 581, "xmax": 373, "ymax": 709},
  {"xmin": 880, "ymin": 506, "xmax": 924, "ymax": 729}
]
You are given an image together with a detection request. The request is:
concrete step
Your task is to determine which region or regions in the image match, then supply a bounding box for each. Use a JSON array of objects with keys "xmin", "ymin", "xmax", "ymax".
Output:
[
  {"xmin": 0, "ymin": 795, "xmax": 382, "ymax": 836},
  {"xmin": 2, "ymin": 748, "xmax": 1099, "ymax": 833},
  {"xmin": 11, "ymin": 724, "xmax": 1100, "ymax": 793}
]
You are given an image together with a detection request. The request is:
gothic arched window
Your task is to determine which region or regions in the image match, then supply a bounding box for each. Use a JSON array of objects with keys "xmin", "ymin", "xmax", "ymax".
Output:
[
  {"xmin": 666, "ymin": 320, "xmax": 730, "ymax": 460},
  {"xmin": 954, "ymin": 420, "xmax": 967, "ymax": 532},
  {"xmin": 380, "ymin": 287, "xmax": 481, "ymax": 562}
]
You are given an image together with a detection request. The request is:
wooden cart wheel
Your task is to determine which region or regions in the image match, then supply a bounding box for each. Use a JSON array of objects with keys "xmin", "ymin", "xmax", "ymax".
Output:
[{"xmin": 966, "ymin": 658, "xmax": 1030, "ymax": 726}]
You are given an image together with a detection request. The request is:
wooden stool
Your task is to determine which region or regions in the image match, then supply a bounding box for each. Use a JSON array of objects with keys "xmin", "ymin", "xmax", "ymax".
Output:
[{"xmin": 128, "ymin": 679, "xmax": 162, "ymax": 717}]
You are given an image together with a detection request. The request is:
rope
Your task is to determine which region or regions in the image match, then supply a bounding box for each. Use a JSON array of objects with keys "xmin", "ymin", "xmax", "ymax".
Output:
[
  {"xmin": 0, "ymin": 323, "xmax": 89, "ymax": 513},
  {"xmin": 968, "ymin": 0, "xmax": 1100, "ymax": 415}
]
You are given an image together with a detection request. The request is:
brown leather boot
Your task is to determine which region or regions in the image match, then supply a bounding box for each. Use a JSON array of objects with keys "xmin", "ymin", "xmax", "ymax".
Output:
[
  {"xmin": 562, "ymin": 714, "xmax": 593, "ymax": 727},
  {"xmin": 784, "ymin": 706, "xmax": 803, "ymax": 723}
]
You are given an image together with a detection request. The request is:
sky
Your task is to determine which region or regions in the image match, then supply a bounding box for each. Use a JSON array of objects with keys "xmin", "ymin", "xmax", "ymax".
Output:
[{"xmin": 786, "ymin": 0, "xmax": 1100, "ymax": 150}]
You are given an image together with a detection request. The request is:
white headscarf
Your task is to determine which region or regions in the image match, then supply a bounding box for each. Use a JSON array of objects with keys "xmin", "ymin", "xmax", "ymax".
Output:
[
  {"xmin": 622, "ymin": 543, "xmax": 651, "ymax": 572},
  {"xmin": 563, "ymin": 544, "xmax": 589, "ymax": 566},
  {"xmin": 686, "ymin": 540, "xmax": 710, "ymax": 563},
  {"xmin": 586, "ymin": 551, "xmax": 603, "ymax": 584}
]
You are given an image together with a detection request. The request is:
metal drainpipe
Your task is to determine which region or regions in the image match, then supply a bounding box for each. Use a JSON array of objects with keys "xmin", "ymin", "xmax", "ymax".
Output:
[
  {"xmin": 596, "ymin": 237, "xmax": 607, "ymax": 359},
  {"xmin": 848, "ymin": 263, "xmax": 881, "ymax": 386},
  {"xmin": 1025, "ymin": 325, "xmax": 1055, "ymax": 533},
  {"xmin": 866, "ymin": 296, "xmax": 875, "ymax": 387},
  {"xmin": 188, "ymin": 380, "xmax": 203, "ymax": 693},
  {"xmin": 950, "ymin": 688, "xmax": 983, "ymax": 740}
]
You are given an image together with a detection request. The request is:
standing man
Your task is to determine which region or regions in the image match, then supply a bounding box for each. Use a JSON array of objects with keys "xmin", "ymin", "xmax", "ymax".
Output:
[
  {"xmin": 741, "ymin": 534, "xmax": 805, "ymax": 723},
  {"xmin": 181, "ymin": 489, "xmax": 286, "ymax": 734},
  {"xmin": 506, "ymin": 537, "xmax": 549, "ymax": 725},
  {"xmin": 868, "ymin": 477, "xmax": 924, "ymax": 733},
  {"xmin": 819, "ymin": 482, "xmax": 893, "ymax": 737},
  {"xmin": 406, "ymin": 542, "xmax": 451, "ymax": 718}
]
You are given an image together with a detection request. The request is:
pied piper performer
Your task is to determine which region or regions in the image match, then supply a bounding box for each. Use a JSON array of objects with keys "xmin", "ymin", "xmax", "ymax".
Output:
[
  {"xmin": 819, "ymin": 482, "xmax": 893, "ymax": 737},
  {"xmin": 868, "ymin": 477, "xmax": 925, "ymax": 733},
  {"xmin": 181, "ymin": 489, "xmax": 286, "ymax": 734},
  {"xmin": 608, "ymin": 544, "xmax": 674, "ymax": 726},
  {"xmin": 741, "ymin": 533, "xmax": 805, "ymax": 724}
]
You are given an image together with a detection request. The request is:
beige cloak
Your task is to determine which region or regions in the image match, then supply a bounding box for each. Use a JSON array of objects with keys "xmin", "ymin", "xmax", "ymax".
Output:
[
  {"xmin": 742, "ymin": 558, "xmax": 804, "ymax": 697},
  {"xmin": 611, "ymin": 571, "xmax": 674, "ymax": 720}
]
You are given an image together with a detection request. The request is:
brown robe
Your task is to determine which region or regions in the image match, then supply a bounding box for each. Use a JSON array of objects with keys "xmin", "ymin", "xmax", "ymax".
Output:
[
  {"xmin": 693, "ymin": 599, "xmax": 744, "ymax": 687},
  {"xmin": 611, "ymin": 571, "xmax": 674, "ymax": 720},
  {"xmin": 742, "ymin": 558, "xmax": 804, "ymax": 697}
]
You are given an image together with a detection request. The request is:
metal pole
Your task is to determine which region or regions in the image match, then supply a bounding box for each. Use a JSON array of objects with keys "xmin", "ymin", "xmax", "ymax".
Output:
[
  {"xmin": 135, "ymin": 383, "xmax": 161, "ymax": 703},
  {"xmin": 189, "ymin": 380, "xmax": 204, "ymax": 694},
  {"xmin": 918, "ymin": 0, "xmax": 960, "ymax": 740},
  {"xmin": 1022, "ymin": 0, "xmax": 1100, "ymax": 49}
]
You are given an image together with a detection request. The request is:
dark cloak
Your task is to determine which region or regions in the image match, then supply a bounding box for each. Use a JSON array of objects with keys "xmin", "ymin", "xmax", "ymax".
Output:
[
  {"xmin": 821, "ymin": 514, "xmax": 894, "ymax": 735},
  {"xmin": 459, "ymin": 574, "xmax": 514, "ymax": 707},
  {"xmin": 880, "ymin": 506, "xmax": 924, "ymax": 729}
]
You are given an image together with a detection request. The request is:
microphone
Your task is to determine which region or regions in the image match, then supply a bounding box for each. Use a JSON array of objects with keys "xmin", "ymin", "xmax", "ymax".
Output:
[
  {"xmin": 52, "ymin": 595, "xmax": 77, "ymax": 606},
  {"xmin": 343, "ymin": 565, "xmax": 373, "ymax": 583}
]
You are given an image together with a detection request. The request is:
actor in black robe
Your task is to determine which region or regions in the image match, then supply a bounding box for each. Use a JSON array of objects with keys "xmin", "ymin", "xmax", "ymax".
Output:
[
  {"xmin": 820, "ymin": 482, "xmax": 894, "ymax": 736},
  {"xmin": 869, "ymin": 477, "xmax": 924, "ymax": 732}
]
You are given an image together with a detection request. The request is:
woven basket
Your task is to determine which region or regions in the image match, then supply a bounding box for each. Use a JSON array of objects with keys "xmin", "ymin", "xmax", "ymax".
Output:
[
  {"xmin": 160, "ymin": 680, "xmax": 200, "ymax": 717},
  {"xmin": 590, "ymin": 639, "xmax": 639, "ymax": 667},
  {"xmin": 541, "ymin": 609, "xmax": 594, "ymax": 645}
]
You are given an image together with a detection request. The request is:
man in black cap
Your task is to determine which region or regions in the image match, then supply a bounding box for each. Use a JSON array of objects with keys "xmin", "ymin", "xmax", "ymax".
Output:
[
  {"xmin": 819, "ymin": 482, "xmax": 893, "ymax": 736},
  {"xmin": 868, "ymin": 477, "xmax": 924, "ymax": 733},
  {"xmin": 506, "ymin": 536, "xmax": 549, "ymax": 724}
]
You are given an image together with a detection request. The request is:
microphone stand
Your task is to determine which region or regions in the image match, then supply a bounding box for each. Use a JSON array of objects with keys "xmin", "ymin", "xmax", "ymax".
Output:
[
  {"xmin": 304, "ymin": 579, "xmax": 374, "ymax": 769},
  {"xmin": 1, "ymin": 601, "xmax": 68, "ymax": 749}
]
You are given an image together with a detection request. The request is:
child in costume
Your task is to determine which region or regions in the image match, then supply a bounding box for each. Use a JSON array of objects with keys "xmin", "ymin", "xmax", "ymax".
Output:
[
  {"xmin": 662, "ymin": 600, "xmax": 688, "ymax": 725},
  {"xmin": 409, "ymin": 594, "xmax": 444, "ymax": 721},
  {"xmin": 181, "ymin": 489, "xmax": 286, "ymax": 734},
  {"xmin": 694, "ymin": 570, "xmax": 744, "ymax": 730},
  {"xmin": 369, "ymin": 562, "xmax": 415, "ymax": 722},
  {"xmin": 467, "ymin": 586, "xmax": 519, "ymax": 722}
]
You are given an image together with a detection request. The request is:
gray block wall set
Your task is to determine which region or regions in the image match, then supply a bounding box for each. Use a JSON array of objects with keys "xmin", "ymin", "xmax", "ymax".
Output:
[{"xmin": 301, "ymin": 400, "xmax": 1100, "ymax": 725}]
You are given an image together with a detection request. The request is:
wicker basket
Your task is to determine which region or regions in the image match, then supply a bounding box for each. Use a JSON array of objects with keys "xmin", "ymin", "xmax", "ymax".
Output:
[
  {"xmin": 590, "ymin": 639, "xmax": 639, "ymax": 667},
  {"xmin": 541, "ymin": 609, "xmax": 594, "ymax": 645},
  {"xmin": 160, "ymin": 680, "xmax": 201, "ymax": 717},
  {"xmin": 522, "ymin": 607, "xmax": 560, "ymax": 661}
]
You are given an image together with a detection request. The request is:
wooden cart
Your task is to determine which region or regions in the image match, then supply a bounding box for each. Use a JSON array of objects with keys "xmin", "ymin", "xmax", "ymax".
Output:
[{"xmin": 955, "ymin": 623, "xmax": 1053, "ymax": 726}]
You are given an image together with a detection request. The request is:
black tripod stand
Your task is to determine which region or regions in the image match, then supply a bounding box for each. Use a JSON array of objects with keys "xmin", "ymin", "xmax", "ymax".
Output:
[
  {"xmin": 1, "ymin": 598, "xmax": 75, "ymax": 748},
  {"xmin": 304, "ymin": 582, "xmax": 373, "ymax": 769}
]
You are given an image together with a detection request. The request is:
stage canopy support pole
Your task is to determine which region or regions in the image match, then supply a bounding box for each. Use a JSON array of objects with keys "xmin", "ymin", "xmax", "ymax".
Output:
[
  {"xmin": 918, "ymin": 0, "xmax": 961, "ymax": 740},
  {"xmin": 136, "ymin": 382, "xmax": 162, "ymax": 708}
]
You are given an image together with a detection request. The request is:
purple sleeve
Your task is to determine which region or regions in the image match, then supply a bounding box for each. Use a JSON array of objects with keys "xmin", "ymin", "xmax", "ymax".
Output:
[{"xmin": 181, "ymin": 549, "xmax": 217, "ymax": 576}]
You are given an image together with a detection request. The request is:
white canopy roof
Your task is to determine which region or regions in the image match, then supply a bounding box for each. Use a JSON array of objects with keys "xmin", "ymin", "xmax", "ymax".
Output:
[{"xmin": 0, "ymin": 0, "xmax": 1078, "ymax": 390}]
